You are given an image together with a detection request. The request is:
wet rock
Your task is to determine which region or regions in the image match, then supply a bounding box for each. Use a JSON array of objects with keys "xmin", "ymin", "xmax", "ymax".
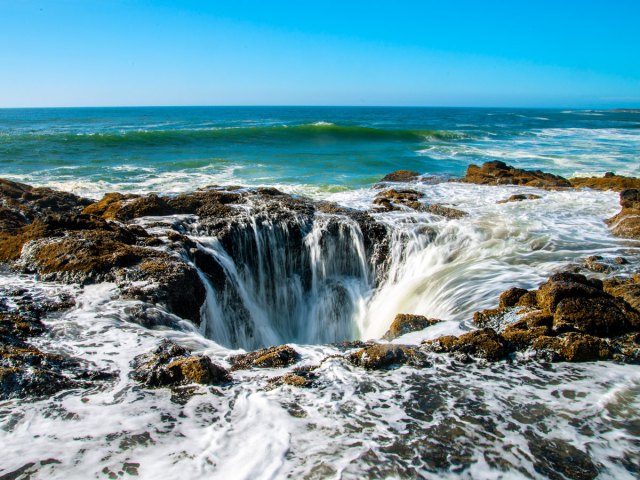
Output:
[
  {"xmin": 570, "ymin": 172, "xmax": 640, "ymax": 192},
  {"xmin": 499, "ymin": 287, "xmax": 529, "ymax": 308},
  {"xmin": 501, "ymin": 319, "xmax": 551, "ymax": 349},
  {"xmin": 423, "ymin": 204, "xmax": 468, "ymax": 219},
  {"xmin": 583, "ymin": 255, "xmax": 614, "ymax": 273},
  {"xmin": 458, "ymin": 161, "xmax": 571, "ymax": 188},
  {"xmin": 382, "ymin": 314, "xmax": 441, "ymax": 340},
  {"xmin": 535, "ymin": 273, "xmax": 604, "ymax": 313},
  {"xmin": 379, "ymin": 170, "xmax": 420, "ymax": 183},
  {"xmin": 610, "ymin": 333, "xmax": 640, "ymax": 363},
  {"xmin": 230, "ymin": 345, "xmax": 300, "ymax": 371},
  {"xmin": 603, "ymin": 274, "xmax": 640, "ymax": 311},
  {"xmin": 526, "ymin": 433, "xmax": 601, "ymax": 480},
  {"xmin": 268, "ymin": 365, "xmax": 319, "ymax": 388},
  {"xmin": 349, "ymin": 344, "xmax": 425, "ymax": 369},
  {"xmin": 131, "ymin": 340, "xmax": 231, "ymax": 388},
  {"xmin": 606, "ymin": 189, "xmax": 640, "ymax": 239},
  {"xmin": 373, "ymin": 189, "xmax": 424, "ymax": 211},
  {"xmin": 532, "ymin": 333, "xmax": 612, "ymax": 362},
  {"xmin": 496, "ymin": 194, "xmax": 542, "ymax": 204},
  {"xmin": 552, "ymin": 296, "xmax": 640, "ymax": 337},
  {"xmin": 424, "ymin": 328, "xmax": 509, "ymax": 361}
]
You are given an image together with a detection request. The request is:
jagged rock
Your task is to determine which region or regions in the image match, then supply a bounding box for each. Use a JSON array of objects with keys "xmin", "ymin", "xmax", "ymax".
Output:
[
  {"xmin": 373, "ymin": 189, "xmax": 424, "ymax": 211},
  {"xmin": 611, "ymin": 333, "xmax": 640, "ymax": 362},
  {"xmin": 606, "ymin": 189, "xmax": 640, "ymax": 239},
  {"xmin": 349, "ymin": 344, "xmax": 425, "ymax": 369},
  {"xmin": 382, "ymin": 314, "xmax": 441, "ymax": 340},
  {"xmin": 379, "ymin": 170, "xmax": 420, "ymax": 183},
  {"xmin": 497, "ymin": 194, "xmax": 542, "ymax": 204},
  {"xmin": 553, "ymin": 296, "xmax": 640, "ymax": 337},
  {"xmin": 570, "ymin": 173, "xmax": 640, "ymax": 191},
  {"xmin": 1, "ymin": 308, "xmax": 114, "ymax": 400},
  {"xmin": 131, "ymin": 340, "xmax": 231, "ymax": 388},
  {"xmin": 603, "ymin": 274, "xmax": 640, "ymax": 311},
  {"xmin": 501, "ymin": 318, "xmax": 551, "ymax": 349},
  {"xmin": 424, "ymin": 204, "xmax": 468, "ymax": 219},
  {"xmin": 499, "ymin": 287, "xmax": 529, "ymax": 308},
  {"xmin": 230, "ymin": 345, "xmax": 300, "ymax": 371},
  {"xmin": 535, "ymin": 272, "xmax": 604, "ymax": 312},
  {"xmin": 532, "ymin": 333, "xmax": 613, "ymax": 362},
  {"xmin": 458, "ymin": 161, "xmax": 571, "ymax": 188},
  {"xmin": 424, "ymin": 328, "xmax": 509, "ymax": 361},
  {"xmin": 583, "ymin": 255, "xmax": 614, "ymax": 273}
]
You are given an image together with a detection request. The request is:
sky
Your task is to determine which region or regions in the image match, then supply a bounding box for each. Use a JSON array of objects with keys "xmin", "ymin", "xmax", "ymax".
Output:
[{"xmin": 0, "ymin": 0, "xmax": 639, "ymax": 108}]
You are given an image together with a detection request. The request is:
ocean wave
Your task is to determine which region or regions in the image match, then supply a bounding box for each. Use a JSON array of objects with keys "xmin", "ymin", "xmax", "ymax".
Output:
[{"xmin": 1, "ymin": 123, "xmax": 470, "ymax": 146}]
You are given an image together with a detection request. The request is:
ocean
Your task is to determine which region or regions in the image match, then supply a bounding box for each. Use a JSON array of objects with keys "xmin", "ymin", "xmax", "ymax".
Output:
[
  {"xmin": 1, "ymin": 106, "xmax": 638, "ymax": 198},
  {"xmin": 1, "ymin": 107, "xmax": 639, "ymax": 479}
]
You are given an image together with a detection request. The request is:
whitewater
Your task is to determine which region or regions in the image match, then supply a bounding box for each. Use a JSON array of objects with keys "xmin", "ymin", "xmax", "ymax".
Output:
[{"xmin": 1, "ymin": 107, "xmax": 639, "ymax": 479}]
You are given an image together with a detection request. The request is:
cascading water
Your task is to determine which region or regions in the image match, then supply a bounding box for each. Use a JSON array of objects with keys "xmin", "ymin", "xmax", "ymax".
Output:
[{"xmin": 190, "ymin": 212, "xmax": 376, "ymax": 350}]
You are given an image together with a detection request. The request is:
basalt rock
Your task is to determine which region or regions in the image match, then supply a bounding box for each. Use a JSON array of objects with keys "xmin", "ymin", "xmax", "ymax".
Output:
[
  {"xmin": 349, "ymin": 344, "xmax": 425, "ymax": 369},
  {"xmin": 496, "ymin": 194, "xmax": 542, "ymax": 204},
  {"xmin": 379, "ymin": 170, "xmax": 420, "ymax": 183},
  {"xmin": 382, "ymin": 314, "xmax": 442, "ymax": 340},
  {"xmin": 372, "ymin": 189, "xmax": 467, "ymax": 218},
  {"xmin": 230, "ymin": 345, "xmax": 300, "ymax": 371},
  {"xmin": 531, "ymin": 333, "xmax": 613, "ymax": 362},
  {"xmin": 606, "ymin": 189, "xmax": 640, "ymax": 239},
  {"xmin": 458, "ymin": 161, "xmax": 571, "ymax": 188},
  {"xmin": 131, "ymin": 340, "xmax": 231, "ymax": 388},
  {"xmin": 423, "ymin": 328, "xmax": 509, "ymax": 361},
  {"xmin": 603, "ymin": 274, "xmax": 640, "ymax": 311},
  {"xmin": 570, "ymin": 173, "xmax": 640, "ymax": 192}
]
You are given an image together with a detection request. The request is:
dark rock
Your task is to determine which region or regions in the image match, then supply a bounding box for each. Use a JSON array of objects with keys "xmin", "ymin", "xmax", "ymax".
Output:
[
  {"xmin": 382, "ymin": 314, "xmax": 441, "ymax": 340},
  {"xmin": 496, "ymin": 194, "xmax": 542, "ymax": 204},
  {"xmin": 457, "ymin": 161, "xmax": 571, "ymax": 188},
  {"xmin": 603, "ymin": 274, "xmax": 640, "ymax": 311},
  {"xmin": 349, "ymin": 344, "xmax": 425, "ymax": 369},
  {"xmin": 584, "ymin": 255, "xmax": 614, "ymax": 274},
  {"xmin": 131, "ymin": 340, "xmax": 231, "ymax": 388},
  {"xmin": 230, "ymin": 345, "xmax": 300, "ymax": 371},
  {"xmin": 527, "ymin": 433, "xmax": 600, "ymax": 480},
  {"xmin": 552, "ymin": 296, "xmax": 640, "ymax": 337},
  {"xmin": 379, "ymin": 170, "xmax": 420, "ymax": 183},
  {"xmin": 424, "ymin": 204, "xmax": 468, "ymax": 219}
]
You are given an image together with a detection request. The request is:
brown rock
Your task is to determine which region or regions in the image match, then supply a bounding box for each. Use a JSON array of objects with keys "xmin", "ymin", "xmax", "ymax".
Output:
[
  {"xmin": 553, "ymin": 296, "xmax": 640, "ymax": 337},
  {"xmin": 166, "ymin": 356, "xmax": 231, "ymax": 385},
  {"xmin": 499, "ymin": 287, "xmax": 529, "ymax": 308},
  {"xmin": 382, "ymin": 314, "xmax": 441, "ymax": 340},
  {"xmin": 603, "ymin": 275, "xmax": 640, "ymax": 311},
  {"xmin": 502, "ymin": 318, "xmax": 551, "ymax": 349},
  {"xmin": 532, "ymin": 333, "xmax": 612, "ymax": 362},
  {"xmin": 424, "ymin": 204, "xmax": 468, "ymax": 219},
  {"xmin": 424, "ymin": 328, "xmax": 509, "ymax": 361},
  {"xmin": 606, "ymin": 189, "xmax": 640, "ymax": 239},
  {"xmin": 230, "ymin": 345, "xmax": 300, "ymax": 371},
  {"xmin": 570, "ymin": 173, "xmax": 640, "ymax": 192},
  {"xmin": 458, "ymin": 161, "xmax": 571, "ymax": 188},
  {"xmin": 349, "ymin": 343, "xmax": 425, "ymax": 369},
  {"xmin": 379, "ymin": 170, "xmax": 420, "ymax": 183},
  {"xmin": 535, "ymin": 275, "xmax": 605, "ymax": 313}
]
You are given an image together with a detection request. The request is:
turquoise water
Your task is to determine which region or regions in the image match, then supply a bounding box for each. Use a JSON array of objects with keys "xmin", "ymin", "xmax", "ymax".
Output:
[{"xmin": 1, "ymin": 107, "xmax": 639, "ymax": 198}]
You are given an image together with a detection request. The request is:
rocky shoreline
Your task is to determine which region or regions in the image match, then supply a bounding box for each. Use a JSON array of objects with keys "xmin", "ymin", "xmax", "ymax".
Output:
[{"xmin": 1, "ymin": 161, "xmax": 640, "ymax": 400}]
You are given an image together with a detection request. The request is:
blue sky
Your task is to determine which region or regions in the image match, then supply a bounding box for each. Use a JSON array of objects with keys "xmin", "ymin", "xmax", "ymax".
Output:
[{"xmin": 1, "ymin": 0, "xmax": 639, "ymax": 107}]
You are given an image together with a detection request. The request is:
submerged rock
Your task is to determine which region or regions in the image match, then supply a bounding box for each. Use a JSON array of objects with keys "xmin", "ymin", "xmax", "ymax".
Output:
[
  {"xmin": 606, "ymin": 189, "xmax": 640, "ymax": 239},
  {"xmin": 349, "ymin": 344, "xmax": 425, "ymax": 369},
  {"xmin": 131, "ymin": 340, "xmax": 231, "ymax": 388},
  {"xmin": 230, "ymin": 345, "xmax": 300, "ymax": 371},
  {"xmin": 457, "ymin": 161, "xmax": 571, "ymax": 188},
  {"xmin": 382, "ymin": 314, "xmax": 441, "ymax": 340},
  {"xmin": 496, "ymin": 194, "xmax": 542, "ymax": 204},
  {"xmin": 570, "ymin": 172, "xmax": 640, "ymax": 192}
]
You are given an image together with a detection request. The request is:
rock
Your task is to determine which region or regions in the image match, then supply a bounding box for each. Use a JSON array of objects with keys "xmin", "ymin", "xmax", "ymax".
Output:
[
  {"xmin": 499, "ymin": 287, "xmax": 529, "ymax": 308},
  {"xmin": 535, "ymin": 273, "xmax": 604, "ymax": 313},
  {"xmin": 473, "ymin": 307, "xmax": 511, "ymax": 329},
  {"xmin": 230, "ymin": 345, "xmax": 300, "ymax": 371},
  {"xmin": 1, "ymin": 307, "xmax": 114, "ymax": 400},
  {"xmin": 424, "ymin": 328, "xmax": 509, "ymax": 361},
  {"xmin": 382, "ymin": 314, "xmax": 441, "ymax": 340},
  {"xmin": 131, "ymin": 340, "xmax": 231, "ymax": 388},
  {"xmin": 610, "ymin": 333, "xmax": 640, "ymax": 363},
  {"xmin": 532, "ymin": 333, "xmax": 612, "ymax": 362},
  {"xmin": 373, "ymin": 189, "xmax": 424, "ymax": 211},
  {"xmin": 424, "ymin": 204, "xmax": 468, "ymax": 219},
  {"xmin": 552, "ymin": 296, "xmax": 640, "ymax": 337},
  {"xmin": 457, "ymin": 161, "xmax": 571, "ymax": 188},
  {"xmin": 501, "ymin": 318, "xmax": 551, "ymax": 349},
  {"xmin": 570, "ymin": 173, "xmax": 640, "ymax": 192},
  {"xmin": 603, "ymin": 275, "xmax": 640, "ymax": 311},
  {"xmin": 379, "ymin": 170, "xmax": 420, "ymax": 183},
  {"xmin": 349, "ymin": 344, "xmax": 425, "ymax": 369},
  {"xmin": 606, "ymin": 189, "xmax": 640, "ymax": 239},
  {"xmin": 583, "ymin": 255, "xmax": 614, "ymax": 274},
  {"xmin": 496, "ymin": 194, "xmax": 542, "ymax": 204}
]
